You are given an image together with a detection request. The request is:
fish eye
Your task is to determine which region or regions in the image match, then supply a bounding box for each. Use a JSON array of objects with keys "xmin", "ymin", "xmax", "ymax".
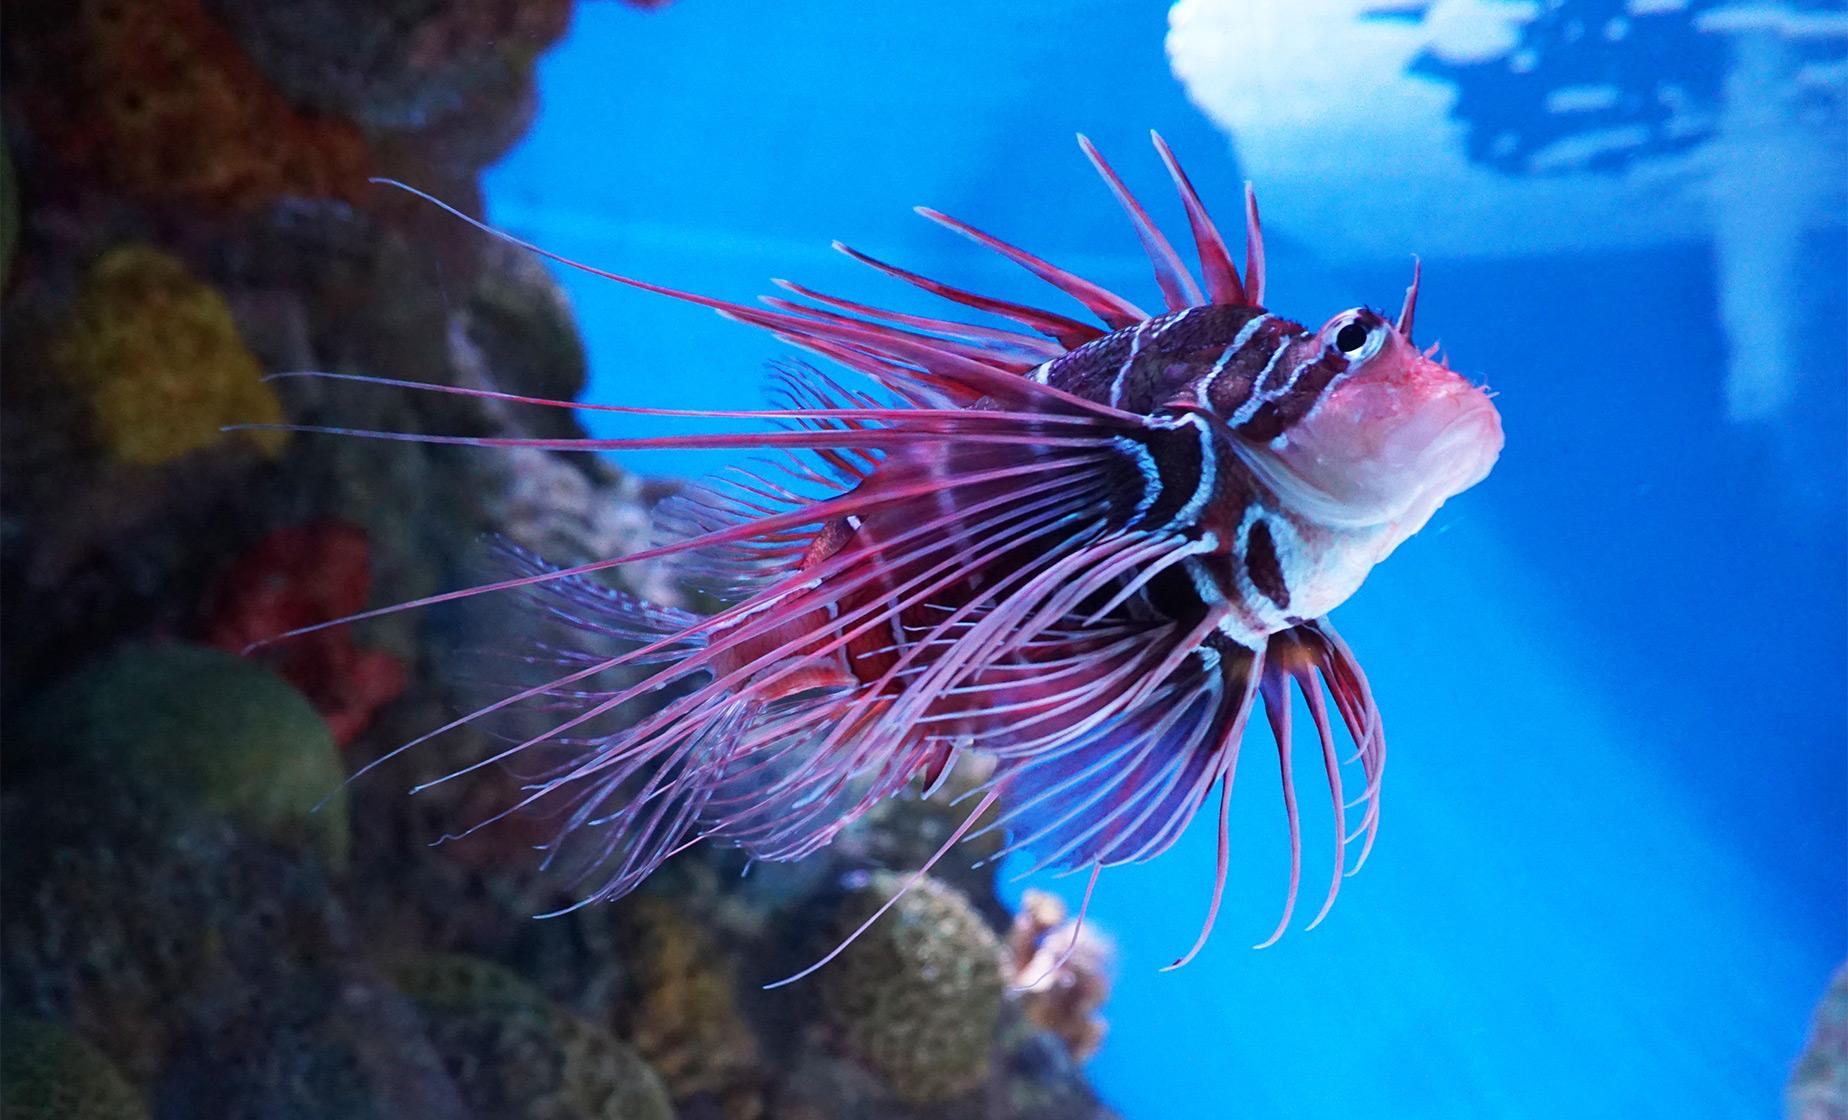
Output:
[
  {"xmin": 1345, "ymin": 319, "xmax": 1374, "ymax": 354},
  {"xmin": 1327, "ymin": 312, "xmax": 1386, "ymax": 362},
  {"xmin": 1334, "ymin": 321, "xmax": 1371, "ymax": 356}
]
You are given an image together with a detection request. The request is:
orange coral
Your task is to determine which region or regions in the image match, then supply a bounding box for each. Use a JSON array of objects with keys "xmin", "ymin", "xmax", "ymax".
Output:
[
  {"xmin": 1007, "ymin": 889, "xmax": 1114, "ymax": 1063},
  {"xmin": 20, "ymin": 0, "xmax": 369, "ymax": 211},
  {"xmin": 51, "ymin": 245, "xmax": 285, "ymax": 465}
]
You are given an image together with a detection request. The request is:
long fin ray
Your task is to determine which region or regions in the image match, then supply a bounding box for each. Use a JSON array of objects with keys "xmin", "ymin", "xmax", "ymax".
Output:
[
  {"xmin": 829, "ymin": 240, "xmax": 1103, "ymax": 349},
  {"xmin": 1151, "ymin": 131, "xmax": 1245, "ymax": 306},
  {"xmin": 370, "ymin": 178, "xmax": 1135, "ymax": 420},
  {"xmin": 914, "ymin": 206, "xmax": 1149, "ymax": 329},
  {"xmin": 1077, "ymin": 133, "xmax": 1204, "ymax": 310}
]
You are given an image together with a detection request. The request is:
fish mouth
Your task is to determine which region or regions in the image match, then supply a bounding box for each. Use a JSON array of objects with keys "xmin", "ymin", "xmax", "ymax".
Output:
[
  {"xmin": 1239, "ymin": 377, "xmax": 1503, "ymax": 536},
  {"xmin": 1381, "ymin": 388, "xmax": 1502, "ymax": 541},
  {"xmin": 1392, "ymin": 385, "xmax": 1502, "ymax": 502}
]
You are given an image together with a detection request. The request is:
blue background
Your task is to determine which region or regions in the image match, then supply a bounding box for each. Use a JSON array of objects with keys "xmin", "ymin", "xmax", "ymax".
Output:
[{"xmin": 483, "ymin": 3, "xmax": 1847, "ymax": 1116}]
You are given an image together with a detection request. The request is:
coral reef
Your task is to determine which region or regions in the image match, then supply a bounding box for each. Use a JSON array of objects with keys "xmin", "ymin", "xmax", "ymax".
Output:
[
  {"xmin": 5, "ymin": 0, "xmax": 370, "ymax": 212},
  {"xmin": 617, "ymin": 894, "xmax": 766, "ymax": 1118},
  {"xmin": 987, "ymin": 1020, "xmax": 1118, "ymax": 1120},
  {"xmin": 847, "ymin": 758, "xmax": 1008, "ymax": 925},
  {"xmin": 1, "ymin": 793, "xmax": 465, "ymax": 1115},
  {"xmin": 459, "ymin": 237, "xmax": 592, "ymax": 442},
  {"xmin": 202, "ymin": 520, "xmax": 407, "ymax": 745},
  {"xmin": 0, "ymin": 0, "xmax": 1120, "ymax": 1114},
  {"xmin": 1006, "ymin": 890, "xmax": 1113, "ymax": 1063},
  {"xmin": 0, "ymin": 787, "xmax": 345, "ymax": 1083},
  {"xmin": 1790, "ymin": 963, "xmax": 1848, "ymax": 1120},
  {"xmin": 819, "ymin": 872, "xmax": 1008, "ymax": 1105},
  {"xmin": 50, "ymin": 245, "xmax": 285, "ymax": 466},
  {"xmin": 19, "ymin": 642, "xmax": 348, "ymax": 866},
  {"xmin": 772, "ymin": 874, "xmax": 1120, "ymax": 1119},
  {"xmin": 396, "ymin": 953, "xmax": 674, "ymax": 1120},
  {"xmin": 207, "ymin": 0, "xmax": 572, "ymax": 175},
  {"xmin": 0, "ymin": 1018, "xmax": 148, "ymax": 1120},
  {"xmin": 1, "ymin": 143, "xmax": 17, "ymax": 291}
]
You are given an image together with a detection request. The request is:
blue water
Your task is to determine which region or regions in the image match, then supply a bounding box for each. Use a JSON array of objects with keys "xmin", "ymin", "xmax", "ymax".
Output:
[{"xmin": 484, "ymin": 3, "xmax": 1847, "ymax": 1116}]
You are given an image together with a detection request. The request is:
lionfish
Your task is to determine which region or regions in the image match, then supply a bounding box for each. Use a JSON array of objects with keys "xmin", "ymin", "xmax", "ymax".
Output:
[{"xmin": 273, "ymin": 134, "xmax": 1502, "ymax": 977}]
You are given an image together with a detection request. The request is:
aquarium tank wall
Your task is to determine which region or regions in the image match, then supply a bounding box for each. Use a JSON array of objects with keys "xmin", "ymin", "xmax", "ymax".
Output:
[{"xmin": 1, "ymin": 2, "xmax": 1842, "ymax": 1119}]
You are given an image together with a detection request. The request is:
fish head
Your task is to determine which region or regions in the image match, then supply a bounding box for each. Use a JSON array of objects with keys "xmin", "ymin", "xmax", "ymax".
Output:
[{"xmin": 1260, "ymin": 306, "xmax": 1502, "ymax": 554}]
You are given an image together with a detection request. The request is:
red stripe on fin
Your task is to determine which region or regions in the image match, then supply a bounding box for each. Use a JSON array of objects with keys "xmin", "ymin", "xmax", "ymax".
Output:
[
  {"xmin": 769, "ymin": 278, "xmax": 1063, "ymax": 361},
  {"xmin": 831, "ymin": 240, "xmax": 1104, "ymax": 350},
  {"xmin": 1150, "ymin": 132, "xmax": 1246, "ymax": 307},
  {"xmin": 367, "ymin": 179, "xmax": 1110, "ymax": 414},
  {"xmin": 1242, "ymin": 183, "xmax": 1267, "ymax": 309},
  {"xmin": 758, "ymin": 295, "xmax": 1041, "ymax": 374},
  {"xmin": 912, "ymin": 207, "xmax": 1150, "ymax": 330},
  {"xmin": 1077, "ymin": 133, "xmax": 1204, "ymax": 311}
]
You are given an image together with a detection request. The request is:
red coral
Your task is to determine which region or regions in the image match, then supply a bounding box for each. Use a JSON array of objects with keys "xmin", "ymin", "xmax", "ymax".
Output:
[{"xmin": 203, "ymin": 521, "xmax": 406, "ymax": 745}]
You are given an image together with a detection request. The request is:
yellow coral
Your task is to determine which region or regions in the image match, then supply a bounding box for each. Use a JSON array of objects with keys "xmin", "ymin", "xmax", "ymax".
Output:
[{"xmin": 52, "ymin": 245, "xmax": 284, "ymax": 465}]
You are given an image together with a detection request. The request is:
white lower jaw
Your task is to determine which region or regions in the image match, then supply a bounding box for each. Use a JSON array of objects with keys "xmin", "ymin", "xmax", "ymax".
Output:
[
  {"xmin": 1225, "ymin": 411, "xmax": 1501, "ymax": 622},
  {"xmin": 1233, "ymin": 405, "xmax": 1500, "ymax": 532},
  {"xmin": 1224, "ymin": 436, "xmax": 1389, "ymax": 530}
]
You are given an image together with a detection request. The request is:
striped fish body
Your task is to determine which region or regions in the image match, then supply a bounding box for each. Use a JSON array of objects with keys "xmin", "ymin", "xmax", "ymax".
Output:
[
  {"xmin": 1036, "ymin": 303, "xmax": 1327, "ymax": 643},
  {"xmin": 300, "ymin": 135, "xmax": 1501, "ymax": 966}
]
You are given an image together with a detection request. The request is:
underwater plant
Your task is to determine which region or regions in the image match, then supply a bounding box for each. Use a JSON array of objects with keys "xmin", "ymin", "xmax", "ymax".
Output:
[{"xmin": 257, "ymin": 134, "xmax": 1501, "ymax": 973}]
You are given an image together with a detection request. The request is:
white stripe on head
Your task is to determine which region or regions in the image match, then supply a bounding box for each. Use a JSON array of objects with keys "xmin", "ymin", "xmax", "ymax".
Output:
[
  {"xmin": 1195, "ymin": 313, "xmax": 1273, "ymax": 406},
  {"xmin": 1230, "ymin": 312, "xmax": 1273, "ymax": 351},
  {"xmin": 1228, "ymin": 335, "xmax": 1300, "ymax": 426},
  {"xmin": 1108, "ymin": 319, "xmax": 1150, "ymax": 409},
  {"xmin": 1153, "ymin": 307, "xmax": 1199, "ymax": 340},
  {"xmin": 1264, "ymin": 346, "xmax": 1324, "ymax": 403}
]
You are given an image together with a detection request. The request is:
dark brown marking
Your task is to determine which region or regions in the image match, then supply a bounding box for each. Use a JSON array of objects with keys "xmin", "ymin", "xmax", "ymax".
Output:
[
  {"xmin": 1244, "ymin": 517, "xmax": 1290, "ymax": 609},
  {"xmin": 1134, "ymin": 423, "xmax": 1205, "ymax": 529}
]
